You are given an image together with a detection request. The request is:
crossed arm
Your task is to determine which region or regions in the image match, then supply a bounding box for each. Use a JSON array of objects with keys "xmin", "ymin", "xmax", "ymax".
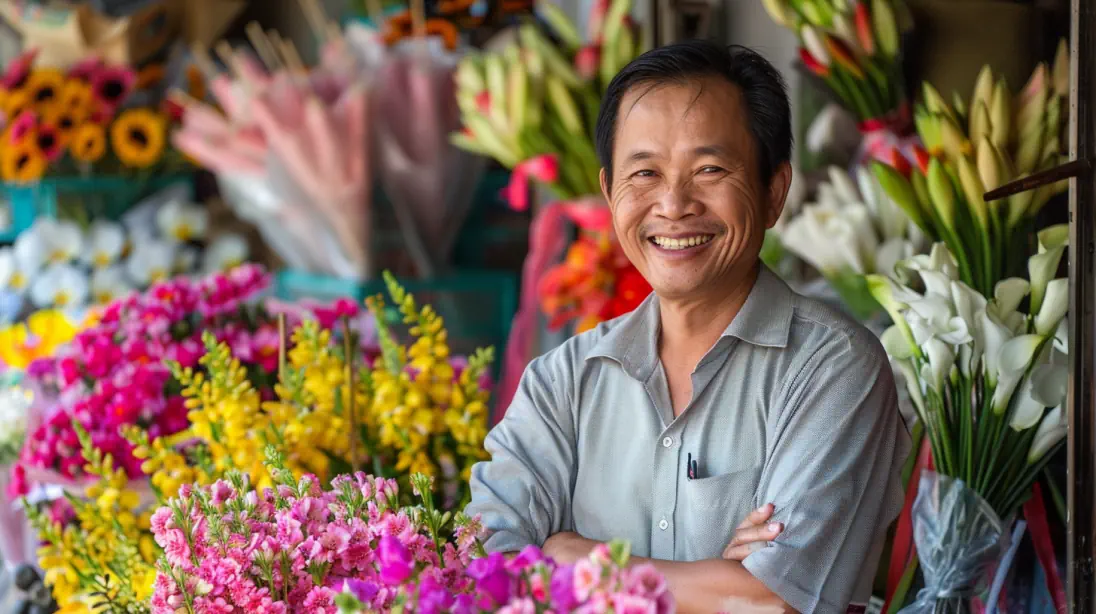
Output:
[{"xmin": 537, "ymin": 504, "xmax": 796, "ymax": 614}]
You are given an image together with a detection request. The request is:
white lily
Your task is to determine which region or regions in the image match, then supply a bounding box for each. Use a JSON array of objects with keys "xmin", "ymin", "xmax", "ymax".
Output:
[
  {"xmin": 1054, "ymin": 316, "xmax": 1068, "ymax": 355},
  {"xmin": 81, "ymin": 221, "xmax": 126, "ymax": 269},
  {"xmin": 991, "ymin": 334, "xmax": 1045, "ymax": 413},
  {"xmin": 29, "ymin": 263, "xmax": 89, "ymax": 309},
  {"xmin": 881, "ymin": 325, "xmax": 915, "ymax": 360},
  {"xmin": 203, "ymin": 234, "xmax": 250, "ymax": 274},
  {"xmin": 827, "ymin": 166, "xmax": 861, "ymax": 206},
  {"xmin": 897, "ymin": 243, "xmax": 960, "ymax": 295},
  {"xmin": 921, "ymin": 338, "xmax": 955, "ymax": 392},
  {"xmin": 1034, "ymin": 278, "xmax": 1069, "ymax": 336},
  {"xmin": 156, "ymin": 200, "xmax": 209, "ymax": 242},
  {"xmin": 1028, "ymin": 405, "xmax": 1067, "ymax": 463},
  {"xmin": 981, "ymin": 309, "xmax": 1014, "ymax": 387},
  {"xmin": 0, "ymin": 230, "xmax": 45, "ymax": 296},
  {"xmin": 893, "ymin": 357, "xmax": 928, "ymax": 420},
  {"xmin": 1037, "ymin": 224, "xmax": 1069, "ymax": 253},
  {"xmin": 876, "ymin": 238, "xmax": 916, "ymax": 278},
  {"xmin": 951, "ymin": 281, "xmax": 987, "ymax": 374},
  {"xmin": 36, "ymin": 219, "xmax": 84, "ymax": 265},
  {"xmin": 126, "ymin": 240, "xmax": 177, "ymax": 287},
  {"xmin": 855, "ymin": 166, "xmax": 910, "ymax": 241},
  {"xmin": 906, "ymin": 293, "xmax": 972, "ymax": 347},
  {"xmin": 780, "ymin": 202, "xmax": 853, "ymax": 275},
  {"xmin": 992, "ymin": 278, "xmax": 1031, "ymax": 320},
  {"xmin": 1028, "ymin": 246, "xmax": 1065, "ymax": 314},
  {"xmin": 90, "ymin": 266, "xmax": 135, "ymax": 304},
  {"xmin": 1009, "ymin": 363, "xmax": 1069, "ymax": 431}
]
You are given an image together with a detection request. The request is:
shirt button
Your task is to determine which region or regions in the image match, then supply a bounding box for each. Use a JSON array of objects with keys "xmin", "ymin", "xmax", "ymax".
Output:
[
  {"xmin": 662, "ymin": 436, "xmax": 673, "ymax": 448},
  {"xmin": 659, "ymin": 518, "xmax": 669, "ymax": 530}
]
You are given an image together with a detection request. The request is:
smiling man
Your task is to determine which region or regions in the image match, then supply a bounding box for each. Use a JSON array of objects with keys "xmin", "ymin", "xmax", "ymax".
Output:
[{"xmin": 467, "ymin": 40, "xmax": 911, "ymax": 613}]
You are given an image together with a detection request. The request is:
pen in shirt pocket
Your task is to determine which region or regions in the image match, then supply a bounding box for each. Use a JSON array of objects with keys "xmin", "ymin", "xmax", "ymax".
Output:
[{"xmin": 686, "ymin": 453, "xmax": 698, "ymax": 480}]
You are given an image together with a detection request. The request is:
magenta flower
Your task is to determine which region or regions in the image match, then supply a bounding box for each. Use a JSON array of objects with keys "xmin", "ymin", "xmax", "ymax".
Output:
[
  {"xmin": 1, "ymin": 49, "xmax": 36, "ymax": 90},
  {"xmin": 378, "ymin": 535, "xmax": 414, "ymax": 585}
]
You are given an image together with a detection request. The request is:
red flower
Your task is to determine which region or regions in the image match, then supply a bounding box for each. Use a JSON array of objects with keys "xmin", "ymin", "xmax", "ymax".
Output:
[
  {"xmin": 854, "ymin": 3, "xmax": 875, "ymax": 56},
  {"xmin": 575, "ymin": 46, "xmax": 601, "ymax": 80},
  {"xmin": 90, "ymin": 66, "xmax": 136, "ymax": 109},
  {"xmin": 602, "ymin": 266, "xmax": 651, "ymax": 319},
  {"xmin": 36, "ymin": 123, "xmax": 63, "ymax": 161},
  {"xmin": 68, "ymin": 56, "xmax": 104, "ymax": 82},
  {"xmin": 7, "ymin": 110, "xmax": 36, "ymax": 145},
  {"xmin": 911, "ymin": 144, "xmax": 932, "ymax": 175},
  {"xmin": 887, "ymin": 146, "xmax": 912, "ymax": 178},
  {"xmin": 799, "ymin": 47, "xmax": 829, "ymax": 78}
]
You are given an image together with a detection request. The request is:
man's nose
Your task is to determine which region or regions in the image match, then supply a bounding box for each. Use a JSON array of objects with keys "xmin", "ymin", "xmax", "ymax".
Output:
[{"xmin": 653, "ymin": 180, "xmax": 700, "ymax": 219}]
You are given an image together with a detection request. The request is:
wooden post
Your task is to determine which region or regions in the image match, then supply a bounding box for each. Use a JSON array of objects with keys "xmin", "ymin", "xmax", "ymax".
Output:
[{"xmin": 1068, "ymin": 0, "xmax": 1096, "ymax": 608}]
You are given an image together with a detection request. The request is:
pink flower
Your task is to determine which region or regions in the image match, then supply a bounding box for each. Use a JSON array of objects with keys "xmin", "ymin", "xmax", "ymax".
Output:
[
  {"xmin": 1, "ymin": 49, "xmax": 36, "ymax": 90},
  {"xmin": 611, "ymin": 592, "xmax": 659, "ymax": 614},
  {"xmin": 377, "ymin": 535, "xmax": 414, "ymax": 585},
  {"xmin": 499, "ymin": 597, "xmax": 537, "ymax": 614},
  {"xmin": 8, "ymin": 110, "xmax": 35, "ymax": 144},
  {"xmin": 572, "ymin": 558, "xmax": 602, "ymax": 602},
  {"xmin": 90, "ymin": 65, "xmax": 136, "ymax": 109},
  {"xmin": 67, "ymin": 56, "xmax": 104, "ymax": 82},
  {"xmin": 575, "ymin": 45, "xmax": 601, "ymax": 80},
  {"xmin": 626, "ymin": 563, "xmax": 667, "ymax": 598}
]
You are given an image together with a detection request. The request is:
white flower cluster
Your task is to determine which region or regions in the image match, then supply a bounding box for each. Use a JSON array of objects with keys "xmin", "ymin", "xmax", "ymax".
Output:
[
  {"xmin": 0, "ymin": 194, "xmax": 249, "ymax": 318},
  {"xmin": 779, "ymin": 165, "xmax": 926, "ymax": 279}
]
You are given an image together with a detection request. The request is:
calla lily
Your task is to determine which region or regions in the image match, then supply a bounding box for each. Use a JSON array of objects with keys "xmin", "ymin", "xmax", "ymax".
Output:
[
  {"xmin": 875, "ymin": 238, "xmax": 915, "ymax": 278},
  {"xmin": 203, "ymin": 234, "xmax": 250, "ymax": 274},
  {"xmin": 992, "ymin": 334, "xmax": 1045, "ymax": 414},
  {"xmin": 867, "ymin": 274, "xmax": 920, "ymax": 353},
  {"xmin": 921, "ymin": 338, "xmax": 955, "ymax": 392},
  {"xmin": 1054, "ymin": 316, "xmax": 1068, "ymax": 355},
  {"xmin": 29, "ymin": 263, "xmax": 89, "ymax": 309},
  {"xmin": 893, "ymin": 357, "xmax": 928, "ymax": 421},
  {"xmin": 1028, "ymin": 405, "xmax": 1067, "ymax": 464},
  {"xmin": 827, "ymin": 166, "xmax": 860, "ymax": 206},
  {"xmin": 156, "ymin": 200, "xmax": 210, "ymax": 242},
  {"xmin": 881, "ymin": 325, "xmax": 915, "ymax": 360},
  {"xmin": 81, "ymin": 220, "xmax": 126, "ymax": 269},
  {"xmin": 1038, "ymin": 223, "xmax": 1069, "ymax": 253},
  {"xmin": 856, "ymin": 166, "xmax": 910, "ymax": 241},
  {"xmin": 800, "ymin": 26, "xmax": 831, "ymax": 67},
  {"xmin": 1009, "ymin": 363, "xmax": 1068, "ymax": 431},
  {"xmin": 90, "ymin": 266, "xmax": 134, "ymax": 304},
  {"xmin": 906, "ymin": 294, "xmax": 971, "ymax": 346},
  {"xmin": 993, "ymin": 278, "xmax": 1031, "ymax": 318},
  {"xmin": 126, "ymin": 240, "xmax": 177, "ymax": 287},
  {"xmin": 951, "ymin": 281, "xmax": 986, "ymax": 374},
  {"xmin": 1029, "ymin": 246, "xmax": 1065, "ymax": 314},
  {"xmin": 981, "ymin": 309, "xmax": 1014, "ymax": 387},
  {"xmin": 1034, "ymin": 278, "xmax": 1068, "ymax": 335}
]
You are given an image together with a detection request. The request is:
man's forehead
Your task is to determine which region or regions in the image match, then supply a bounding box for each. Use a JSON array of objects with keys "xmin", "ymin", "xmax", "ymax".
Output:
[
  {"xmin": 618, "ymin": 77, "xmax": 744, "ymax": 123},
  {"xmin": 613, "ymin": 77, "xmax": 748, "ymax": 154}
]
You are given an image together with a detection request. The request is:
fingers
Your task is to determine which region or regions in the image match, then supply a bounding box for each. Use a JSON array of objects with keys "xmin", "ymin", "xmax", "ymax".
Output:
[
  {"xmin": 737, "ymin": 503, "xmax": 775, "ymax": 529},
  {"xmin": 722, "ymin": 521, "xmax": 783, "ymax": 561}
]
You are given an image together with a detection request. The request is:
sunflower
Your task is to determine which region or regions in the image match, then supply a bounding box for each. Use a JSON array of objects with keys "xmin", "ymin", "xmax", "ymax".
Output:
[
  {"xmin": 41, "ymin": 105, "xmax": 85, "ymax": 144},
  {"xmin": 2, "ymin": 88, "xmax": 31, "ymax": 124},
  {"xmin": 71, "ymin": 123, "xmax": 106, "ymax": 163},
  {"xmin": 60, "ymin": 80, "xmax": 94, "ymax": 113},
  {"xmin": 35, "ymin": 123, "xmax": 64, "ymax": 161},
  {"xmin": 110, "ymin": 108, "xmax": 165, "ymax": 168},
  {"xmin": 24, "ymin": 68, "xmax": 65, "ymax": 108},
  {"xmin": 1, "ymin": 139, "xmax": 47, "ymax": 183}
]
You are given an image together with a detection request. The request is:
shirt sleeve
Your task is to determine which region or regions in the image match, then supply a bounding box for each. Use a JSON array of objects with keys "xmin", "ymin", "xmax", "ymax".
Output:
[
  {"xmin": 742, "ymin": 330, "xmax": 911, "ymax": 614},
  {"xmin": 466, "ymin": 351, "xmax": 578, "ymax": 553}
]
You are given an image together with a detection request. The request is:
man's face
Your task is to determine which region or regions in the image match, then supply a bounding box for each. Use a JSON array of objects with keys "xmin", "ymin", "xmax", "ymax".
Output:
[{"xmin": 601, "ymin": 77, "xmax": 789, "ymax": 301}]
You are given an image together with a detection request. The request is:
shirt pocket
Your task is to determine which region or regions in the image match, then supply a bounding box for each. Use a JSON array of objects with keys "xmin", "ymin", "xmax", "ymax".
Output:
[{"xmin": 677, "ymin": 464, "xmax": 762, "ymax": 561}]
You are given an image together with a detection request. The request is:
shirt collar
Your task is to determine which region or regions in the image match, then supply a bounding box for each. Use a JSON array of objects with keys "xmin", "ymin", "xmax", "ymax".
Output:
[{"xmin": 584, "ymin": 264, "xmax": 795, "ymax": 380}]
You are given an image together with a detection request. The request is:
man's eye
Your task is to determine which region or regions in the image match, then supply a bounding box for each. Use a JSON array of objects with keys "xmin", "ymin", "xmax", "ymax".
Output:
[
  {"xmin": 700, "ymin": 166, "xmax": 723, "ymax": 174},
  {"xmin": 634, "ymin": 170, "xmax": 656, "ymax": 178}
]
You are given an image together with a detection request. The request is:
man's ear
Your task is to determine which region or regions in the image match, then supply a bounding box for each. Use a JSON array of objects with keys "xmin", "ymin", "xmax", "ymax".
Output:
[
  {"xmin": 599, "ymin": 168, "xmax": 611, "ymax": 205},
  {"xmin": 765, "ymin": 162, "xmax": 792, "ymax": 229}
]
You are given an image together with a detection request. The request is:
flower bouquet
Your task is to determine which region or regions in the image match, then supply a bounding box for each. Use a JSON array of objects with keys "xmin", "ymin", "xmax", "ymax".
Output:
[
  {"xmin": 0, "ymin": 50, "xmax": 190, "ymax": 183},
  {"xmin": 775, "ymin": 164, "xmax": 925, "ymax": 320},
  {"xmin": 172, "ymin": 25, "xmax": 372, "ymax": 280},
  {"xmin": 9, "ymin": 265, "xmax": 273, "ymax": 497},
  {"xmin": 871, "ymin": 46, "xmax": 1070, "ymax": 298},
  {"xmin": 26, "ymin": 273, "xmax": 496, "ymax": 610},
  {"xmin": 453, "ymin": 0, "xmax": 649, "ymax": 412},
  {"xmin": 761, "ymin": 0, "xmax": 912, "ymax": 163},
  {"xmin": 0, "ymin": 200, "xmax": 249, "ymax": 321},
  {"xmin": 867, "ymin": 233, "xmax": 1069, "ymax": 611}
]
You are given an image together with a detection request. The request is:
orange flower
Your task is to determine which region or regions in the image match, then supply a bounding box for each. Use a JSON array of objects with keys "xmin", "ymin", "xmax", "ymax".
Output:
[
  {"xmin": 1, "ymin": 138, "xmax": 47, "ymax": 183},
  {"xmin": 71, "ymin": 123, "xmax": 106, "ymax": 163},
  {"xmin": 41, "ymin": 105, "xmax": 84, "ymax": 144},
  {"xmin": 136, "ymin": 63, "xmax": 166, "ymax": 90},
  {"xmin": 110, "ymin": 108, "xmax": 166, "ymax": 167},
  {"xmin": 2, "ymin": 88, "xmax": 31, "ymax": 124},
  {"xmin": 60, "ymin": 80, "xmax": 94, "ymax": 113},
  {"xmin": 24, "ymin": 68, "xmax": 65, "ymax": 107}
]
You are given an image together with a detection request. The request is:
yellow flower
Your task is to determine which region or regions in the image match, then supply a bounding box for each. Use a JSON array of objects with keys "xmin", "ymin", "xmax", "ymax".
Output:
[
  {"xmin": 0, "ymin": 309, "xmax": 78, "ymax": 369},
  {"xmin": 110, "ymin": 108, "xmax": 166, "ymax": 168},
  {"xmin": 25, "ymin": 68, "xmax": 65, "ymax": 107},
  {"xmin": 70, "ymin": 122, "xmax": 106, "ymax": 163},
  {"xmin": 0, "ymin": 137, "xmax": 47, "ymax": 183}
]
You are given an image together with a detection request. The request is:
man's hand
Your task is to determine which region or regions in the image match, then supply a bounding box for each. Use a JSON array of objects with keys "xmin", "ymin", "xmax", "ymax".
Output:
[
  {"xmin": 542, "ymin": 531, "xmax": 600, "ymax": 565},
  {"xmin": 723, "ymin": 503, "xmax": 783, "ymax": 561}
]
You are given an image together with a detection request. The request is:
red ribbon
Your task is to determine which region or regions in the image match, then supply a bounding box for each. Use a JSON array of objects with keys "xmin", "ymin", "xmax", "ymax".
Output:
[
  {"xmin": 1025, "ymin": 483, "xmax": 1067, "ymax": 613},
  {"xmin": 884, "ymin": 437, "xmax": 932, "ymax": 608}
]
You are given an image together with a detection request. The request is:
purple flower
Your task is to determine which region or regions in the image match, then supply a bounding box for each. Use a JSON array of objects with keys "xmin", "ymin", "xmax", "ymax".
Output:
[
  {"xmin": 343, "ymin": 578, "xmax": 379, "ymax": 603},
  {"xmin": 550, "ymin": 564, "xmax": 580, "ymax": 611},
  {"xmin": 506, "ymin": 545, "xmax": 546, "ymax": 573},
  {"xmin": 467, "ymin": 552, "xmax": 514, "ymax": 607},
  {"xmin": 377, "ymin": 535, "xmax": 414, "ymax": 585}
]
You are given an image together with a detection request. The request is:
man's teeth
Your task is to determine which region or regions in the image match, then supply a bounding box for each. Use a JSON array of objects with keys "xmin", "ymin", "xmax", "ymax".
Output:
[{"xmin": 651, "ymin": 235, "xmax": 714, "ymax": 250}]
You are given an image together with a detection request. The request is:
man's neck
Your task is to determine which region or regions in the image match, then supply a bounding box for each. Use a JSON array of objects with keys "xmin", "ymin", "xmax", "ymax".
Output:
[{"xmin": 658, "ymin": 264, "xmax": 761, "ymax": 359}]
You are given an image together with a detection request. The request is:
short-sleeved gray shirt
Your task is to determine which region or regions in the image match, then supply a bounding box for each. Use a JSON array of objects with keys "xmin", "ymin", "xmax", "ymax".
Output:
[{"xmin": 467, "ymin": 265, "xmax": 911, "ymax": 613}]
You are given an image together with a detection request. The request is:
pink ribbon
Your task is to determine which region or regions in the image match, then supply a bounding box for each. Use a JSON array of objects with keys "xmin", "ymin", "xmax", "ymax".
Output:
[{"xmin": 493, "ymin": 196, "xmax": 609, "ymax": 424}]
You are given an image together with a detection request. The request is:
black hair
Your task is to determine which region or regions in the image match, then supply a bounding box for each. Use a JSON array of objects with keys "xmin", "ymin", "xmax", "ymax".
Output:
[{"xmin": 594, "ymin": 40, "xmax": 792, "ymax": 187}]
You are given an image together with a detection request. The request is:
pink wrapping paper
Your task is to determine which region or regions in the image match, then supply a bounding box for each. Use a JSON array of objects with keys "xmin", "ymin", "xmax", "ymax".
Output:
[{"xmin": 493, "ymin": 197, "xmax": 610, "ymax": 424}]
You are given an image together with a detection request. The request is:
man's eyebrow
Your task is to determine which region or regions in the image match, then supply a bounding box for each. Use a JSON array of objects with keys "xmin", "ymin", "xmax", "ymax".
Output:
[
  {"xmin": 625, "ymin": 150, "xmax": 657, "ymax": 163},
  {"xmin": 693, "ymin": 145, "xmax": 730, "ymax": 157}
]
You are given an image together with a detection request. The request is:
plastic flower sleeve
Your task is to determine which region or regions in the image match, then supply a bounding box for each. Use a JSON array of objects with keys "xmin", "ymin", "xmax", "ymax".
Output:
[
  {"xmin": 374, "ymin": 41, "xmax": 486, "ymax": 276},
  {"xmin": 899, "ymin": 471, "xmax": 1008, "ymax": 614}
]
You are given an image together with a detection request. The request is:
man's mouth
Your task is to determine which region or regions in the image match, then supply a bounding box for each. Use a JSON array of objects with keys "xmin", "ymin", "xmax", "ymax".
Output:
[{"xmin": 648, "ymin": 234, "xmax": 715, "ymax": 251}]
